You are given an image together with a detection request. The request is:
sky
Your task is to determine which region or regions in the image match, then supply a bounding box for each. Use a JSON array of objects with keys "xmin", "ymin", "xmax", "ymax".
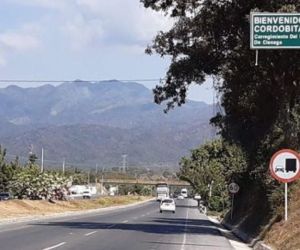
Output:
[{"xmin": 0, "ymin": 0, "xmax": 214, "ymax": 104}]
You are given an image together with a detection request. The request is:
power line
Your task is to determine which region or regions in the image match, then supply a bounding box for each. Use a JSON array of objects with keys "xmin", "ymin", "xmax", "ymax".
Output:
[{"xmin": 0, "ymin": 78, "xmax": 163, "ymax": 83}]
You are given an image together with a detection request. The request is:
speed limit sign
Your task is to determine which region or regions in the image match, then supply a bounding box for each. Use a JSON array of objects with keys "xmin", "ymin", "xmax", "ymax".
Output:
[
  {"xmin": 228, "ymin": 183, "xmax": 239, "ymax": 194},
  {"xmin": 229, "ymin": 182, "xmax": 239, "ymax": 220}
]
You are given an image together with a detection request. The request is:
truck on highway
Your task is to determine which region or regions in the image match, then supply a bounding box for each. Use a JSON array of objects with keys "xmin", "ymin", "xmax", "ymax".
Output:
[
  {"xmin": 181, "ymin": 188, "xmax": 188, "ymax": 198},
  {"xmin": 156, "ymin": 183, "xmax": 169, "ymax": 201}
]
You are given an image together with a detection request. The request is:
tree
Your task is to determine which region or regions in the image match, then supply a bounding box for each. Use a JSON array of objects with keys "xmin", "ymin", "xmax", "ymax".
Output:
[
  {"xmin": 28, "ymin": 153, "xmax": 38, "ymax": 166},
  {"xmin": 179, "ymin": 140, "xmax": 247, "ymax": 211},
  {"xmin": 142, "ymin": 0, "xmax": 300, "ymax": 149},
  {"xmin": 142, "ymin": 0, "xmax": 300, "ymax": 228},
  {"xmin": 142, "ymin": 0, "xmax": 300, "ymax": 155},
  {"xmin": 0, "ymin": 146, "xmax": 20, "ymax": 192},
  {"xmin": 9, "ymin": 165, "xmax": 71, "ymax": 200},
  {"xmin": 142, "ymin": 0, "xmax": 299, "ymax": 112}
]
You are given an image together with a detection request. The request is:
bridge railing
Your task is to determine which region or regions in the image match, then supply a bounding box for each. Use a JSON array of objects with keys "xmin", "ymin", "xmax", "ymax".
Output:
[{"xmin": 99, "ymin": 178, "xmax": 190, "ymax": 186}]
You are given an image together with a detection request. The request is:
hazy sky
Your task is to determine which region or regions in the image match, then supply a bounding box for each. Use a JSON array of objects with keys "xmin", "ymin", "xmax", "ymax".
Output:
[{"xmin": 0, "ymin": 0, "xmax": 214, "ymax": 104}]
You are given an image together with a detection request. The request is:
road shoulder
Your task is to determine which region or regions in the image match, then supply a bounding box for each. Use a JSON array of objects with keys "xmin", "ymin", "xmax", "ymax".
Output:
[{"xmin": 208, "ymin": 216, "xmax": 252, "ymax": 250}]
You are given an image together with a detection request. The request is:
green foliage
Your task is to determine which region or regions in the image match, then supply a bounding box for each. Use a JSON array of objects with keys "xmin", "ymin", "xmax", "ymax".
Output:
[
  {"xmin": 9, "ymin": 165, "xmax": 71, "ymax": 200},
  {"xmin": 118, "ymin": 184, "xmax": 153, "ymax": 196},
  {"xmin": 0, "ymin": 147, "xmax": 20, "ymax": 192},
  {"xmin": 179, "ymin": 139, "xmax": 247, "ymax": 211},
  {"xmin": 0, "ymin": 146, "xmax": 71, "ymax": 200},
  {"xmin": 142, "ymin": 0, "xmax": 300, "ymax": 231},
  {"xmin": 28, "ymin": 153, "xmax": 38, "ymax": 166}
]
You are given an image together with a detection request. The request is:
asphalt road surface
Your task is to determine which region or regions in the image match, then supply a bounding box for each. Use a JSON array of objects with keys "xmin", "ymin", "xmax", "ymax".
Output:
[{"xmin": 0, "ymin": 199, "xmax": 234, "ymax": 250}]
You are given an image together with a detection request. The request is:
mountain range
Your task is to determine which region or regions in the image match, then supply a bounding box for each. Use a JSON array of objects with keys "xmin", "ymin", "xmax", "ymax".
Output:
[{"xmin": 0, "ymin": 80, "xmax": 216, "ymax": 168}]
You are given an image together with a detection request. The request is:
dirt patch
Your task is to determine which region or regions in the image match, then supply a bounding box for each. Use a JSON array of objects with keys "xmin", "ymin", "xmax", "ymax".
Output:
[
  {"xmin": 265, "ymin": 183, "xmax": 300, "ymax": 250},
  {"xmin": 0, "ymin": 196, "xmax": 150, "ymax": 220}
]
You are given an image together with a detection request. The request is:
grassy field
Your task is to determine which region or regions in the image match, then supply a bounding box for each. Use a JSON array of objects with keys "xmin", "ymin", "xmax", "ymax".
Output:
[{"xmin": 0, "ymin": 196, "xmax": 151, "ymax": 220}]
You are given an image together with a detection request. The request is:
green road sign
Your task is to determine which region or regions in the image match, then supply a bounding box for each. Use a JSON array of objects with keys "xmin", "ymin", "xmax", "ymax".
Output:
[{"xmin": 250, "ymin": 13, "xmax": 300, "ymax": 49}]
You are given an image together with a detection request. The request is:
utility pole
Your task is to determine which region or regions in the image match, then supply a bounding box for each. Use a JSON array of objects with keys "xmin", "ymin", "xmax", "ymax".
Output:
[
  {"xmin": 41, "ymin": 148, "xmax": 44, "ymax": 173},
  {"xmin": 122, "ymin": 154, "xmax": 127, "ymax": 173},
  {"xmin": 95, "ymin": 164, "xmax": 98, "ymax": 184},
  {"xmin": 62, "ymin": 158, "xmax": 65, "ymax": 175},
  {"xmin": 209, "ymin": 180, "xmax": 214, "ymax": 197},
  {"xmin": 101, "ymin": 166, "xmax": 105, "ymax": 195}
]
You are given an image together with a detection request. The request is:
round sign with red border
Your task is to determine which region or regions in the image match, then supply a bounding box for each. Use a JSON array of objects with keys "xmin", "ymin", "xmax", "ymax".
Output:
[
  {"xmin": 269, "ymin": 149, "xmax": 300, "ymax": 183},
  {"xmin": 228, "ymin": 183, "xmax": 239, "ymax": 194}
]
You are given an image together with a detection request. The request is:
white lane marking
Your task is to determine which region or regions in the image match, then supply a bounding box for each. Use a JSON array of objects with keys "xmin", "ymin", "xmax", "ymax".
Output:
[
  {"xmin": 85, "ymin": 230, "xmax": 98, "ymax": 236},
  {"xmin": 181, "ymin": 205, "xmax": 189, "ymax": 250},
  {"xmin": 122, "ymin": 220, "xmax": 128, "ymax": 223},
  {"xmin": 43, "ymin": 242, "xmax": 66, "ymax": 250},
  {"xmin": 141, "ymin": 214, "xmax": 145, "ymax": 217},
  {"xmin": 133, "ymin": 217, "xmax": 138, "ymax": 219}
]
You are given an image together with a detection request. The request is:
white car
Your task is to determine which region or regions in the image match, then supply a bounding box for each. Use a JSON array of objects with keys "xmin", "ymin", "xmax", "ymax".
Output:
[
  {"xmin": 194, "ymin": 194, "xmax": 201, "ymax": 200},
  {"xmin": 160, "ymin": 198, "xmax": 176, "ymax": 213}
]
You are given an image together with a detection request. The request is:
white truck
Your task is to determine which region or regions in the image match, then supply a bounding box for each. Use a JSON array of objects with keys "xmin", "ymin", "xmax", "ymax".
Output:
[
  {"xmin": 181, "ymin": 188, "xmax": 188, "ymax": 198},
  {"xmin": 68, "ymin": 185, "xmax": 97, "ymax": 199},
  {"xmin": 156, "ymin": 183, "xmax": 169, "ymax": 201}
]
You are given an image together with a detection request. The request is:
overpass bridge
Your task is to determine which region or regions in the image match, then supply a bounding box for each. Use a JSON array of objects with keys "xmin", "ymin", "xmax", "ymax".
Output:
[{"xmin": 99, "ymin": 178, "xmax": 190, "ymax": 187}]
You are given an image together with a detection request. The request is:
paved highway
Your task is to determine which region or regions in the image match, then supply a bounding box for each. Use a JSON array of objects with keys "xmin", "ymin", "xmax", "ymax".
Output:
[{"xmin": 0, "ymin": 199, "xmax": 236, "ymax": 250}]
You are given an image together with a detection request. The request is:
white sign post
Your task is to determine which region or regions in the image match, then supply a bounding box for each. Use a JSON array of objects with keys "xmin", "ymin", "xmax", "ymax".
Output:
[
  {"xmin": 269, "ymin": 149, "xmax": 300, "ymax": 221},
  {"xmin": 228, "ymin": 182, "xmax": 239, "ymax": 220}
]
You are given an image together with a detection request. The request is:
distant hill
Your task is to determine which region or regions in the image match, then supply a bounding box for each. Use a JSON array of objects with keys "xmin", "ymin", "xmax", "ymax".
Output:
[{"xmin": 0, "ymin": 80, "xmax": 216, "ymax": 168}]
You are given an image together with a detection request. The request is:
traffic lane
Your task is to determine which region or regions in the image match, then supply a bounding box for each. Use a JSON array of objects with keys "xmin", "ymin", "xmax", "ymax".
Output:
[
  {"xmin": 183, "ymin": 199, "xmax": 233, "ymax": 250},
  {"xmin": 0, "ymin": 198, "xmax": 157, "ymax": 233},
  {"xmin": 70, "ymin": 198, "xmax": 232, "ymax": 250},
  {"xmin": 0, "ymin": 200, "xmax": 158, "ymax": 250},
  {"xmin": 40, "ymin": 198, "xmax": 189, "ymax": 250},
  {"xmin": 156, "ymin": 198, "xmax": 233, "ymax": 250},
  {"xmin": 35, "ymin": 199, "xmax": 233, "ymax": 250},
  {"xmin": 0, "ymin": 199, "xmax": 234, "ymax": 250}
]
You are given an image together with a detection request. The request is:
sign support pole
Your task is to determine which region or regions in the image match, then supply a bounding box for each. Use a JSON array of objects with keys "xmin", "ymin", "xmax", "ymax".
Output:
[
  {"xmin": 269, "ymin": 149, "xmax": 300, "ymax": 221},
  {"xmin": 285, "ymin": 182, "xmax": 288, "ymax": 221},
  {"xmin": 231, "ymin": 194, "xmax": 234, "ymax": 220},
  {"xmin": 255, "ymin": 50, "xmax": 258, "ymax": 66}
]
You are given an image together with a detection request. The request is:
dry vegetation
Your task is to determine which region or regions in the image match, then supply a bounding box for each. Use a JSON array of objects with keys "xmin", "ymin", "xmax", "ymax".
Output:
[
  {"xmin": 265, "ymin": 182, "xmax": 300, "ymax": 250},
  {"xmin": 0, "ymin": 196, "xmax": 150, "ymax": 221}
]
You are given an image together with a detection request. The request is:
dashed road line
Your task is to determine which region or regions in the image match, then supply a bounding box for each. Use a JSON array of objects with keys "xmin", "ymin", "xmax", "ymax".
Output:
[
  {"xmin": 43, "ymin": 242, "xmax": 66, "ymax": 250},
  {"xmin": 85, "ymin": 230, "xmax": 98, "ymax": 236},
  {"xmin": 181, "ymin": 207, "xmax": 189, "ymax": 250},
  {"xmin": 122, "ymin": 220, "xmax": 128, "ymax": 223}
]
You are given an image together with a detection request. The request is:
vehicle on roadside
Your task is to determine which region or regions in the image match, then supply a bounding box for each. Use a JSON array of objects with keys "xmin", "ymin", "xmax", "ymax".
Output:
[
  {"xmin": 194, "ymin": 194, "xmax": 201, "ymax": 200},
  {"xmin": 0, "ymin": 192, "xmax": 11, "ymax": 201},
  {"xmin": 160, "ymin": 198, "xmax": 176, "ymax": 213},
  {"xmin": 83, "ymin": 190, "xmax": 92, "ymax": 199}
]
